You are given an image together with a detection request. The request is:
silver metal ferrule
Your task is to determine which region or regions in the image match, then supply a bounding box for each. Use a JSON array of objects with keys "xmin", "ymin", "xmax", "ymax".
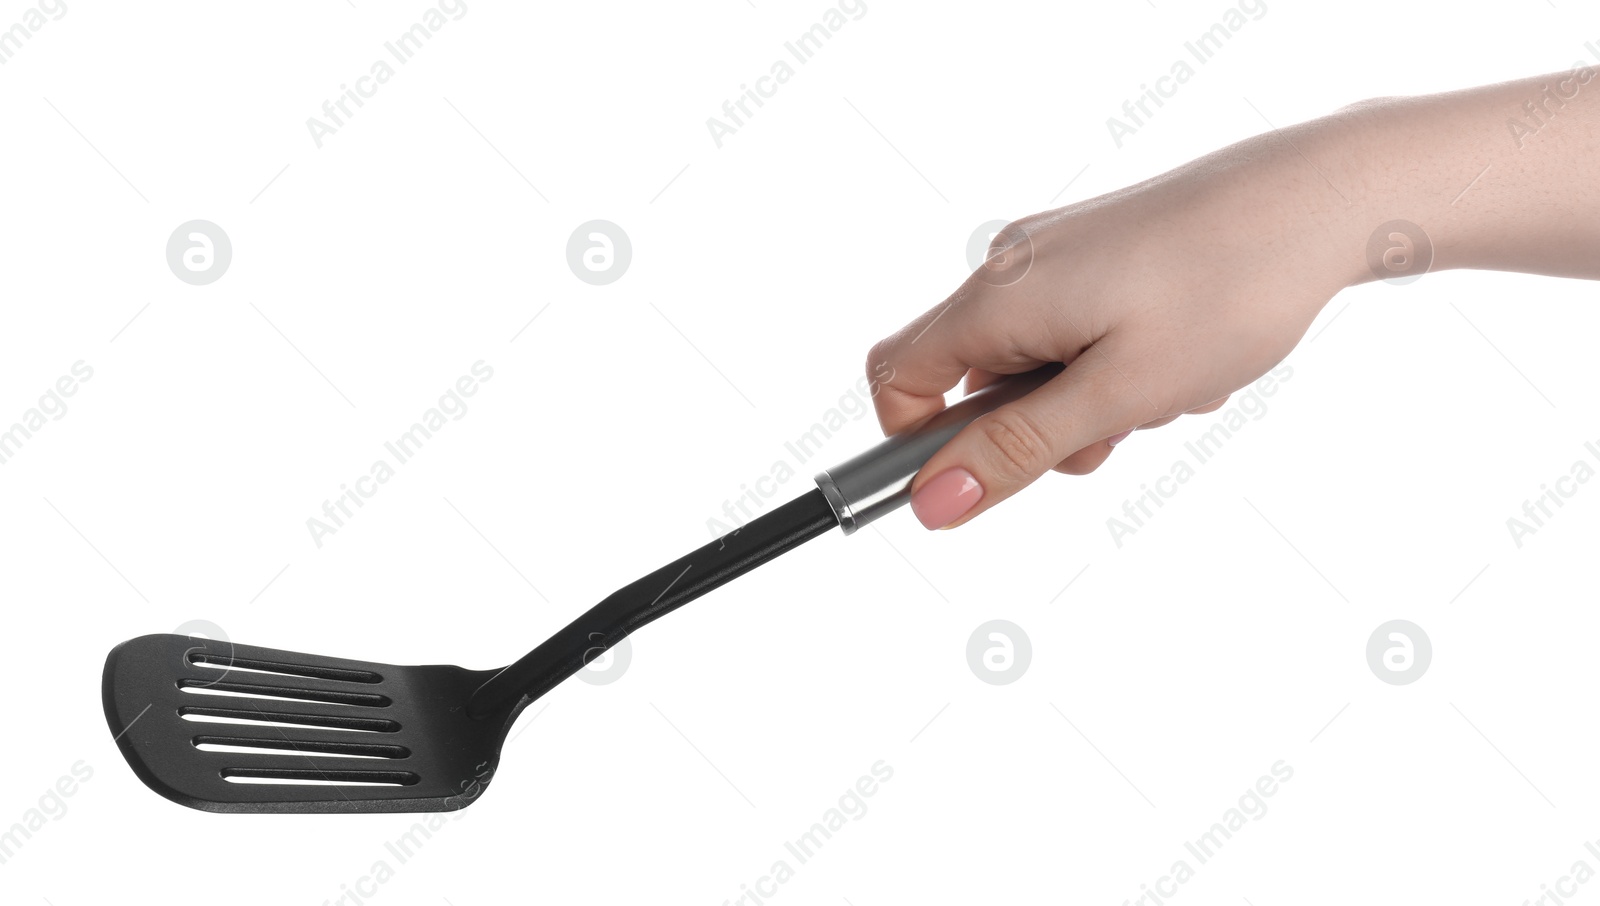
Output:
[{"xmin": 814, "ymin": 364, "xmax": 1063, "ymax": 534}]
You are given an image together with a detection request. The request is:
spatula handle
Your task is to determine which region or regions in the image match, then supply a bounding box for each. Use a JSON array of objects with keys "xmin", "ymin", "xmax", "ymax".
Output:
[
  {"xmin": 468, "ymin": 363, "xmax": 1064, "ymax": 719},
  {"xmin": 813, "ymin": 362, "xmax": 1063, "ymax": 534}
]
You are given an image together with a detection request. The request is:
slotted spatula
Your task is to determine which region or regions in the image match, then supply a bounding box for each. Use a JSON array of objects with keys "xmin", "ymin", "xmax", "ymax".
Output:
[{"xmin": 103, "ymin": 366, "xmax": 1059, "ymax": 813}]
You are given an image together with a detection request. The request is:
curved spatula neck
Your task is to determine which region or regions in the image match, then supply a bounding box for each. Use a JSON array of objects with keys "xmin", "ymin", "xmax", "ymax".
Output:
[{"xmin": 467, "ymin": 489, "xmax": 840, "ymax": 719}]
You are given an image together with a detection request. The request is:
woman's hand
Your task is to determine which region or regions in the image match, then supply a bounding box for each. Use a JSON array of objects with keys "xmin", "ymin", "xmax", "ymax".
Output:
[{"xmin": 868, "ymin": 72, "xmax": 1600, "ymax": 529}]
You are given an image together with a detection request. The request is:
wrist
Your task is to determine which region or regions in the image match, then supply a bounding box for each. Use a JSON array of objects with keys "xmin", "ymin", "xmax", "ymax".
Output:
[
  {"xmin": 1318, "ymin": 97, "xmax": 1479, "ymax": 285},
  {"xmin": 1314, "ymin": 76, "xmax": 1600, "ymax": 284}
]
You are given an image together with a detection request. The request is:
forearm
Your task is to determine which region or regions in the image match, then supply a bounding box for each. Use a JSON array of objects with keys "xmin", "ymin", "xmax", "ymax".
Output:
[{"xmin": 1319, "ymin": 71, "xmax": 1600, "ymax": 284}]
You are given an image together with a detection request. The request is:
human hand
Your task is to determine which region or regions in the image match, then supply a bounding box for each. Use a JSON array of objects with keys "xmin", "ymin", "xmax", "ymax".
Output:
[{"xmin": 871, "ymin": 71, "xmax": 1600, "ymax": 530}]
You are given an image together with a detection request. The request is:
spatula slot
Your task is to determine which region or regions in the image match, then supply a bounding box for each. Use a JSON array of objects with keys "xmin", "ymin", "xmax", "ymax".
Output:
[
  {"xmin": 220, "ymin": 768, "xmax": 419, "ymax": 787},
  {"xmin": 179, "ymin": 706, "xmax": 401, "ymax": 733},
  {"xmin": 188, "ymin": 652, "xmax": 383, "ymax": 684},
  {"xmin": 193, "ymin": 736, "xmax": 410, "ymax": 760},
  {"xmin": 178, "ymin": 679, "xmax": 391, "ymax": 708}
]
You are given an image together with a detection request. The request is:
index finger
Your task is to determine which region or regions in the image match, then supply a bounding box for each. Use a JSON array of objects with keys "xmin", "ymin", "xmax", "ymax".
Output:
[{"xmin": 865, "ymin": 283, "xmax": 1046, "ymax": 435}]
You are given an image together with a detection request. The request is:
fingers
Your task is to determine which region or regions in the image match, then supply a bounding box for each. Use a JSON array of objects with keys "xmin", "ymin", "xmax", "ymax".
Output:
[
  {"xmin": 1052, "ymin": 443, "xmax": 1116, "ymax": 476},
  {"xmin": 865, "ymin": 288, "xmax": 982, "ymax": 436},
  {"xmin": 867, "ymin": 279, "xmax": 1080, "ymax": 437},
  {"xmin": 963, "ymin": 368, "xmax": 1007, "ymax": 396},
  {"xmin": 1047, "ymin": 394, "xmax": 1233, "ymax": 474},
  {"xmin": 907, "ymin": 349, "xmax": 1152, "ymax": 530}
]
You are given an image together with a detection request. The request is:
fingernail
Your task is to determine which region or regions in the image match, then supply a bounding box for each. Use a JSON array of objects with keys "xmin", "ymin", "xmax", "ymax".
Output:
[
  {"xmin": 910, "ymin": 467, "xmax": 984, "ymax": 530},
  {"xmin": 1107, "ymin": 429, "xmax": 1134, "ymax": 447}
]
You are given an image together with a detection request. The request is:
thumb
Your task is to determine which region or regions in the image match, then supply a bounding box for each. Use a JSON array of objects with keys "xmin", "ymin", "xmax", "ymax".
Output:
[{"xmin": 907, "ymin": 349, "xmax": 1155, "ymax": 530}]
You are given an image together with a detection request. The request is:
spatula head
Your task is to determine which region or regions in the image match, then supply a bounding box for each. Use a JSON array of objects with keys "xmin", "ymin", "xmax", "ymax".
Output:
[{"xmin": 103, "ymin": 634, "xmax": 517, "ymax": 813}]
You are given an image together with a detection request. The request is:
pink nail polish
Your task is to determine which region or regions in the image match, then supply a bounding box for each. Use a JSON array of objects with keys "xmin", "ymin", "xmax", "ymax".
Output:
[
  {"xmin": 910, "ymin": 467, "xmax": 984, "ymax": 530},
  {"xmin": 1107, "ymin": 429, "xmax": 1134, "ymax": 447}
]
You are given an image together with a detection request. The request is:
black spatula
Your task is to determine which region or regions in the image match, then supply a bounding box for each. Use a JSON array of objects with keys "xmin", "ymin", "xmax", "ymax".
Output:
[{"xmin": 103, "ymin": 366, "xmax": 1059, "ymax": 813}]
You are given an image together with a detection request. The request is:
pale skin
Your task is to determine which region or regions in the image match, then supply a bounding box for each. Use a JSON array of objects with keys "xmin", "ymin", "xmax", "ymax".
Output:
[{"xmin": 869, "ymin": 71, "xmax": 1600, "ymax": 530}]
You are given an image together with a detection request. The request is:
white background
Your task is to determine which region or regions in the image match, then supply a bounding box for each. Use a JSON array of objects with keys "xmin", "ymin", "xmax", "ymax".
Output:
[{"xmin": 2, "ymin": 1, "xmax": 1598, "ymax": 904}]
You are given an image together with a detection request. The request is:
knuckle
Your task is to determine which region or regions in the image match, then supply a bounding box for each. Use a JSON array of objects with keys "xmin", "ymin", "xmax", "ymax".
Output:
[
  {"xmin": 988, "ymin": 219, "xmax": 1025, "ymax": 250},
  {"xmin": 865, "ymin": 340, "xmax": 897, "ymax": 379},
  {"xmin": 862, "ymin": 343, "xmax": 903, "ymax": 409},
  {"xmin": 978, "ymin": 409, "xmax": 1054, "ymax": 481}
]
